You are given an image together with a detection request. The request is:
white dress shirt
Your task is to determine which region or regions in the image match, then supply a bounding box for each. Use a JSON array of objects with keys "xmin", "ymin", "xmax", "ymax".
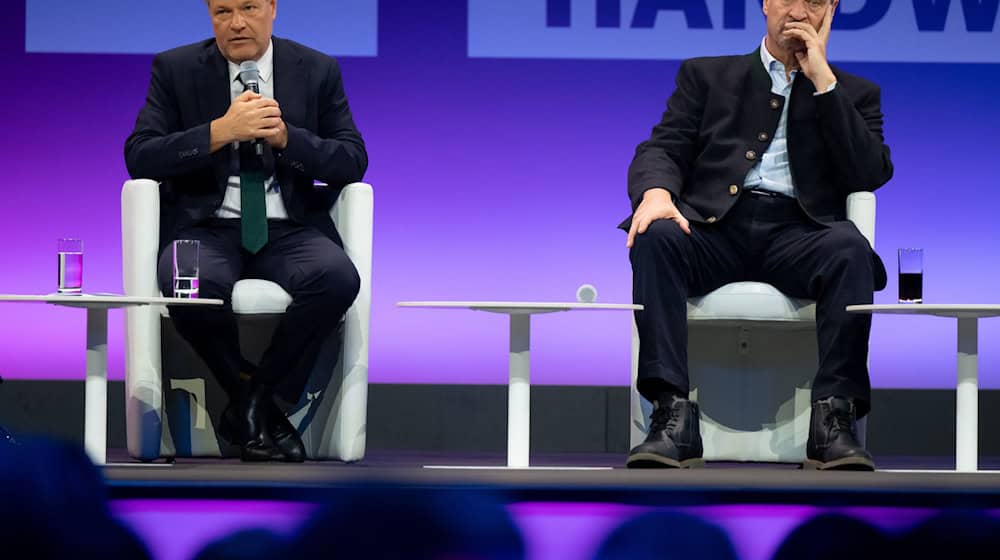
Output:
[
  {"xmin": 215, "ymin": 40, "xmax": 289, "ymax": 220},
  {"xmin": 744, "ymin": 37, "xmax": 836, "ymax": 198}
]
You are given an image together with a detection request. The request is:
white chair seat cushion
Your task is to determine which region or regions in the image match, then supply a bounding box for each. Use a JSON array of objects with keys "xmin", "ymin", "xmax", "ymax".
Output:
[
  {"xmin": 687, "ymin": 281, "xmax": 815, "ymax": 323},
  {"xmin": 160, "ymin": 279, "xmax": 292, "ymax": 316},
  {"xmin": 231, "ymin": 279, "xmax": 292, "ymax": 314}
]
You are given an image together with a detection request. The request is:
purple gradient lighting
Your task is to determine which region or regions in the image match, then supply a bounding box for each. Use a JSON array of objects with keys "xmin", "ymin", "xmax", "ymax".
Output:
[
  {"xmin": 1, "ymin": 1, "xmax": 998, "ymax": 390},
  {"xmin": 111, "ymin": 499, "xmax": 972, "ymax": 560},
  {"xmin": 510, "ymin": 502, "xmax": 644, "ymax": 560},
  {"xmin": 112, "ymin": 499, "xmax": 316, "ymax": 560}
]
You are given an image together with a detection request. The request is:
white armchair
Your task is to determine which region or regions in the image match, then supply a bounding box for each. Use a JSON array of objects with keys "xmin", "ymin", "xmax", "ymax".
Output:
[
  {"xmin": 629, "ymin": 192, "xmax": 876, "ymax": 462},
  {"xmin": 121, "ymin": 180, "xmax": 373, "ymax": 462}
]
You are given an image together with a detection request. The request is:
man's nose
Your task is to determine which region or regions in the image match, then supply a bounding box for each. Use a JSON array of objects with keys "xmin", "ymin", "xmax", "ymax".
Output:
[{"xmin": 230, "ymin": 12, "xmax": 246, "ymax": 29}]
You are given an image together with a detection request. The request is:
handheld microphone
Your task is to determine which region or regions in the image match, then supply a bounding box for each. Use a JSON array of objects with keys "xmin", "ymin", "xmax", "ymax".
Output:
[{"xmin": 238, "ymin": 61, "xmax": 264, "ymax": 156}]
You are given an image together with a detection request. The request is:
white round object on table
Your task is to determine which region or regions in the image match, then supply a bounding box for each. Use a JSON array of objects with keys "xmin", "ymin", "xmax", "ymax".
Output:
[{"xmin": 576, "ymin": 284, "xmax": 598, "ymax": 303}]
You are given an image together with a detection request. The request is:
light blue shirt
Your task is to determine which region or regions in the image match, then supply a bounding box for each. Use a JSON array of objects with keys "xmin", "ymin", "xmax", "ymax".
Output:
[{"xmin": 744, "ymin": 38, "xmax": 836, "ymax": 198}]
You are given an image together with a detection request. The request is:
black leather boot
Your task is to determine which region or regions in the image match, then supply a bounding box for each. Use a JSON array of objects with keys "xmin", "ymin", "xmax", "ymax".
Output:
[
  {"xmin": 627, "ymin": 395, "xmax": 704, "ymax": 468},
  {"xmin": 804, "ymin": 396, "xmax": 875, "ymax": 471},
  {"xmin": 219, "ymin": 385, "xmax": 284, "ymax": 462},
  {"xmin": 266, "ymin": 400, "xmax": 306, "ymax": 463}
]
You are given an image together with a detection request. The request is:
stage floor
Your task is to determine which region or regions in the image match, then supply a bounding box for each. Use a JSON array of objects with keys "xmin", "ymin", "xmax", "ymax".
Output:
[{"xmin": 103, "ymin": 450, "xmax": 1000, "ymax": 508}]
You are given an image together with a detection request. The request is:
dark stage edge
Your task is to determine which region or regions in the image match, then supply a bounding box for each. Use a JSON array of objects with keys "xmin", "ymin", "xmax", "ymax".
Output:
[{"xmin": 103, "ymin": 450, "xmax": 1000, "ymax": 508}]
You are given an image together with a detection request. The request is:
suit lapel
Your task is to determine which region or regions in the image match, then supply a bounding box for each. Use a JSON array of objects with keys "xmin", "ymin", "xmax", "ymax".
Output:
[
  {"xmin": 195, "ymin": 42, "xmax": 232, "ymax": 194},
  {"xmin": 747, "ymin": 48, "xmax": 771, "ymax": 94},
  {"xmin": 196, "ymin": 42, "xmax": 231, "ymax": 123},
  {"xmin": 271, "ymin": 38, "xmax": 307, "ymax": 207},
  {"xmin": 272, "ymin": 37, "xmax": 307, "ymax": 128}
]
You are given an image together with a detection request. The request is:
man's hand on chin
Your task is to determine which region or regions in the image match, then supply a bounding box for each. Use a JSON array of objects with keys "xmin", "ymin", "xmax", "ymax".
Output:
[{"xmin": 783, "ymin": 3, "xmax": 838, "ymax": 92}]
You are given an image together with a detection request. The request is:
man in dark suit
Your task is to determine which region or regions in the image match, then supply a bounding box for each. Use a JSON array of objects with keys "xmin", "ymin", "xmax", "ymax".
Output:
[
  {"xmin": 625, "ymin": 0, "xmax": 892, "ymax": 470},
  {"xmin": 125, "ymin": 0, "xmax": 367, "ymax": 462}
]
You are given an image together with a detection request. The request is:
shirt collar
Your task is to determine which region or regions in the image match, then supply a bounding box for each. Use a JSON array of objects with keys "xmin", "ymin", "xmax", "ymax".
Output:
[
  {"xmin": 228, "ymin": 39, "xmax": 273, "ymax": 85},
  {"xmin": 759, "ymin": 36, "xmax": 794, "ymax": 76}
]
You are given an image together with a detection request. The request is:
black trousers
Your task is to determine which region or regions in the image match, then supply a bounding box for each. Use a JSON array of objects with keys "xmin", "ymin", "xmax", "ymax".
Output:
[
  {"xmin": 629, "ymin": 191, "xmax": 876, "ymax": 417},
  {"xmin": 157, "ymin": 219, "xmax": 360, "ymax": 403}
]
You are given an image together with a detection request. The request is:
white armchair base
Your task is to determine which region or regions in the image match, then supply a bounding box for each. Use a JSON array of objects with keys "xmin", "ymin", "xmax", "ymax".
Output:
[{"xmin": 122, "ymin": 180, "xmax": 372, "ymax": 462}]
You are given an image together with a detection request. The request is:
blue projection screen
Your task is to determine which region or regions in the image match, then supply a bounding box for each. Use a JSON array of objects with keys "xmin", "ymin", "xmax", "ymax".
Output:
[
  {"xmin": 25, "ymin": 0, "xmax": 378, "ymax": 56},
  {"xmin": 469, "ymin": 0, "xmax": 999, "ymax": 62}
]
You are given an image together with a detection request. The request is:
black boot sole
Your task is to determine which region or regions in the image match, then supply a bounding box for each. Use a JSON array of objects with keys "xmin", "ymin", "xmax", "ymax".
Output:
[
  {"xmin": 272, "ymin": 435, "xmax": 307, "ymax": 463},
  {"xmin": 266, "ymin": 402, "xmax": 307, "ymax": 462},
  {"xmin": 240, "ymin": 446, "xmax": 284, "ymax": 462},
  {"xmin": 626, "ymin": 452, "xmax": 705, "ymax": 469},
  {"xmin": 802, "ymin": 457, "xmax": 876, "ymax": 471},
  {"xmin": 218, "ymin": 408, "xmax": 284, "ymax": 462}
]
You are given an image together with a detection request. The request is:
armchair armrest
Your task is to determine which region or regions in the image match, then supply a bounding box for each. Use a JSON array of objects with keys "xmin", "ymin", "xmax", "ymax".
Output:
[
  {"xmin": 330, "ymin": 182, "xmax": 374, "ymax": 283},
  {"xmin": 122, "ymin": 179, "xmax": 161, "ymax": 298},
  {"xmin": 121, "ymin": 179, "xmax": 166, "ymax": 460},
  {"xmin": 326, "ymin": 182, "xmax": 373, "ymax": 460},
  {"xmin": 846, "ymin": 191, "xmax": 876, "ymax": 248}
]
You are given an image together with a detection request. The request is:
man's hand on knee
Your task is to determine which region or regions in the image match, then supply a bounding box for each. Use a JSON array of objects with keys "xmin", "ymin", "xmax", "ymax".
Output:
[{"xmin": 627, "ymin": 188, "xmax": 691, "ymax": 248}]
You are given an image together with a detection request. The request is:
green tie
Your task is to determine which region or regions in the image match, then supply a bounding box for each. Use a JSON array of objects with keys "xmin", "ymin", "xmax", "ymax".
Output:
[{"xmin": 239, "ymin": 141, "xmax": 268, "ymax": 253}]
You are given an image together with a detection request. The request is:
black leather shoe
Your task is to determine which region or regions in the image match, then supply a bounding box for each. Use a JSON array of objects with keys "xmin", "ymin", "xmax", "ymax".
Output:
[
  {"xmin": 803, "ymin": 396, "xmax": 875, "ymax": 471},
  {"xmin": 266, "ymin": 400, "xmax": 306, "ymax": 463},
  {"xmin": 218, "ymin": 387, "xmax": 284, "ymax": 463},
  {"xmin": 627, "ymin": 395, "xmax": 704, "ymax": 468}
]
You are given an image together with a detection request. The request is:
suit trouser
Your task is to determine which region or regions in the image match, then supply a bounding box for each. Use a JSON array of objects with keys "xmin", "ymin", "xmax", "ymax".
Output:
[
  {"xmin": 629, "ymin": 191, "xmax": 875, "ymax": 418},
  {"xmin": 157, "ymin": 218, "xmax": 360, "ymax": 403}
]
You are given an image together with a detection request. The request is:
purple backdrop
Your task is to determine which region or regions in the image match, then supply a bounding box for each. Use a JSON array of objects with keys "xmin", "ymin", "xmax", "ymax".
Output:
[{"xmin": 1, "ymin": 1, "xmax": 998, "ymax": 388}]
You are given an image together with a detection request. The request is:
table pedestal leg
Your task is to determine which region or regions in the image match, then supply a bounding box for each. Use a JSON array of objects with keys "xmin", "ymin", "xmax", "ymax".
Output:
[
  {"xmin": 508, "ymin": 314, "xmax": 531, "ymax": 468},
  {"xmin": 956, "ymin": 317, "xmax": 978, "ymax": 472},
  {"xmin": 85, "ymin": 308, "xmax": 108, "ymax": 465}
]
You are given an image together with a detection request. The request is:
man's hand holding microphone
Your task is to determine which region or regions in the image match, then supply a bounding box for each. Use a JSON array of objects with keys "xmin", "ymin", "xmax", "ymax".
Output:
[{"xmin": 209, "ymin": 62, "xmax": 287, "ymax": 153}]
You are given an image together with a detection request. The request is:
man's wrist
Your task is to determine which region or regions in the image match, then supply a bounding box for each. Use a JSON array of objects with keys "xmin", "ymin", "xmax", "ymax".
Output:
[
  {"xmin": 642, "ymin": 187, "xmax": 672, "ymax": 200},
  {"xmin": 274, "ymin": 122, "xmax": 289, "ymax": 150},
  {"xmin": 209, "ymin": 118, "xmax": 234, "ymax": 152},
  {"xmin": 812, "ymin": 70, "xmax": 837, "ymax": 93}
]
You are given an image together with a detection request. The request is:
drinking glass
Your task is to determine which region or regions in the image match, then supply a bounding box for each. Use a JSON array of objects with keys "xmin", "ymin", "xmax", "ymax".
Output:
[
  {"xmin": 57, "ymin": 238, "xmax": 83, "ymax": 294},
  {"xmin": 172, "ymin": 240, "xmax": 200, "ymax": 298},
  {"xmin": 898, "ymin": 248, "xmax": 923, "ymax": 303}
]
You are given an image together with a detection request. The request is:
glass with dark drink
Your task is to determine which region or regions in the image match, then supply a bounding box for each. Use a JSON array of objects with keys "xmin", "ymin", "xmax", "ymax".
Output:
[{"xmin": 898, "ymin": 248, "xmax": 923, "ymax": 303}]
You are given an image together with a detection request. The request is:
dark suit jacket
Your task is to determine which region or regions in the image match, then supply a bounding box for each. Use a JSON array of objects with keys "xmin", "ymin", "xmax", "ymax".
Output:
[
  {"xmin": 625, "ymin": 49, "xmax": 892, "ymax": 227},
  {"xmin": 125, "ymin": 37, "xmax": 367, "ymax": 251}
]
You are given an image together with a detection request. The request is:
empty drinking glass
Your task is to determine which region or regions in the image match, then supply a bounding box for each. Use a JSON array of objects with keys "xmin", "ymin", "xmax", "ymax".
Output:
[
  {"xmin": 898, "ymin": 248, "xmax": 923, "ymax": 303},
  {"xmin": 57, "ymin": 238, "xmax": 83, "ymax": 294},
  {"xmin": 172, "ymin": 240, "xmax": 200, "ymax": 298}
]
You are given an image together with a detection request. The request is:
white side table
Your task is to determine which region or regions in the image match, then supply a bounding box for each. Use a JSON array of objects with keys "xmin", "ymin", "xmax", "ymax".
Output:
[
  {"xmin": 397, "ymin": 301, "xmax": 642, "ymax": 467},
  {"xmin": 847, "ymin": 304, "xmax": 1000, "ymax": 472},
  {"xmin": 0, "ymin": 294, "xmax": 222, "ymax": 465}
]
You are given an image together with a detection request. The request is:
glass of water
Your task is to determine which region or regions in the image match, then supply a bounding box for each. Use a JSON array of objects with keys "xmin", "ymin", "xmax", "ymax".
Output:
[
  {"xmin": 172, "ymin": 240, "xmax": 200, "ymax": 298},
  {"xmin": 57, "ymin": 238, "xmax": 83, "ymax": 294},
  {"xmin": 898, "ymin": 248, "xmax": 923, "ymax": 304}
]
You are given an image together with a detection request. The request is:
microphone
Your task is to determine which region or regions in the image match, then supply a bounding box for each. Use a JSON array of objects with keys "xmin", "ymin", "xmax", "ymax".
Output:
[{"xmin": 238, "ymin": 61, "xmax": 264, "ymax": 156}]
